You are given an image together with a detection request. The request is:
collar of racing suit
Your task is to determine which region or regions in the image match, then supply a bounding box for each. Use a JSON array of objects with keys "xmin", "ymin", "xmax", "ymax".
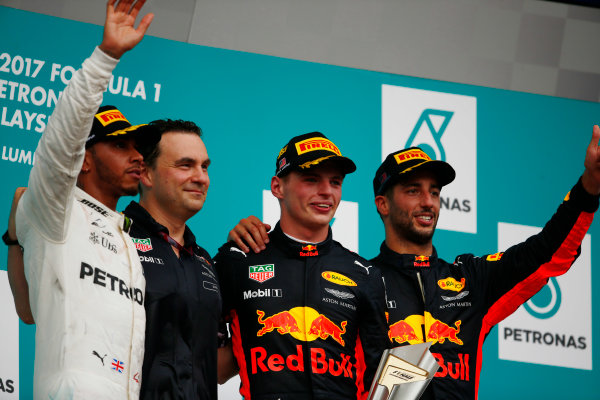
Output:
[
  {"xmin": 124, "ymin": 201, "xmax": 198, "ymax": 250},
  {"xmin": 75, "ymin": 187, "xmax": 130, "ymax": 232},
  {"xmin": 377, "ymin": 241, "xmax": 439, "ymax": 269},
  {"xmin": 270, "ymin": 222, "xmax": 334, "ymax": 259}
]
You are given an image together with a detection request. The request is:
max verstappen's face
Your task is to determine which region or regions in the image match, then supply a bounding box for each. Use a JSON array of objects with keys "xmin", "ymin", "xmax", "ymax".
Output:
[
  {"xmin": 273, "ymin": 164, "xmax": 344, "ymax": 240},
  {"xmin": 89, "ymin": 137, "xmax": 143, "ymax": 197},
  {"xmin": 143, "ymin": 131, "xmax": 210, "ymax": 219},
  {"xmin": 386, "ymin": 171, "xmax": 441, "ymax": 246}
]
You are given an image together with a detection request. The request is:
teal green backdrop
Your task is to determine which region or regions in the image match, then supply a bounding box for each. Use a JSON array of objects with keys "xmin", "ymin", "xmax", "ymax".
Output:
[{"xmin": 0, "ymin": 6, "xmax": 598, "ymax": 399}]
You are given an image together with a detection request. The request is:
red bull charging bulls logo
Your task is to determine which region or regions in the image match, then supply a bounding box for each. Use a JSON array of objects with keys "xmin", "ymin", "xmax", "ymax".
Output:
[
  {"xmin": 256, "ymin": 310, "xmax": 300, "ymax": 336},
  {"xmin": 388, "ymin": 320, "xmax": 419, "ymax": 344},
  {"xmin": 300, "ymin": 244, "xmax": 318, "ymax": 257},
  {"xmin": 256, "ymin": 307, "xmax": 347, "ymax": 346},
  {"xmin": 427, "ymin": 320, "xmax": 463, "ymax": 345},
  {"xmin": 413, "ymin": 255, "xmax": 430, "ymax": 267},
  {"xmin": 308, "ymin": 315, "xmax": 347, "ymax": 346},
  {"xmin": 252, "ymin": 307, "xmax": 352, "ymax": 377},
  {"xmin": 388, "ymin": 312, "xmax": 463, "ymax": 346}
]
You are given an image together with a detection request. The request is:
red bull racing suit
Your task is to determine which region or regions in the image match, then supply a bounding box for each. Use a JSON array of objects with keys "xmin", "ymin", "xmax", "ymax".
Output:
[
  {"xmin": 373, "ymin": 178, "xmax": 597, "ymax": 399},
  {"xmin": 16, "ymin": 48, "xmax": 146, "ymax": 398},
  {"xmin": 215, "ymin": 223, "xmax": 390, "ymax": 400}
]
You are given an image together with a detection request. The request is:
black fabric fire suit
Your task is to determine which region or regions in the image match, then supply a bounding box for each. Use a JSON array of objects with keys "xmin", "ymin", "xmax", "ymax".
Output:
[
  {"xmin": 214, "ymin": 223, "xmax": 390, "ymax": 400},
  {"xmin": 124, "ymin": 201, "xmax": 222, "ymax": 400},
  {"xmin": 372, "ymin": 178, "xmax": 597, "ymax": 400}
]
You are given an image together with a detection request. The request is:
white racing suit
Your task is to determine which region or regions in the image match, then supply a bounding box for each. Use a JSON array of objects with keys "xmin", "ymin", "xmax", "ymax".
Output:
[{"xmin": 16, "ymin": 48, "xmax": 146, "ymax": 399}]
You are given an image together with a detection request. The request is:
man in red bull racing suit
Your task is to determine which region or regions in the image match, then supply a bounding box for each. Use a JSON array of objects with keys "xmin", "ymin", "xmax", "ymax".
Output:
[
  {"xmin": 215, "ymin": 132, "xmax": 390, "ymax": 400},
  {"xmin": 230, "ymin": 133, "xmax": 600, "ymax": 399},
  {"xmin": 371, "ymin": 142, "xmax": 600, "ymax": 400}
]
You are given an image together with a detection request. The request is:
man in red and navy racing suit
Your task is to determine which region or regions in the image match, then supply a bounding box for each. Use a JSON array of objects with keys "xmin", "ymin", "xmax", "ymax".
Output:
[
  {"xmin": 372, "ymin": 145, "xmax": 600, "ymax": 400},
  {"xmin": 215, "ymin": 132, "xmax": 390, "ymax": 400}
]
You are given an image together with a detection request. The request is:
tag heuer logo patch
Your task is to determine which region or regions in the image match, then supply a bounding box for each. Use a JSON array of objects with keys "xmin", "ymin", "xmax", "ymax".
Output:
[
  {"xmin": 132, "ymin": 238, "xmax": 152, "ymax": 252},
  {"xmin": 249, "ymin": 264, "xmax": 274, "ymax": 283}
]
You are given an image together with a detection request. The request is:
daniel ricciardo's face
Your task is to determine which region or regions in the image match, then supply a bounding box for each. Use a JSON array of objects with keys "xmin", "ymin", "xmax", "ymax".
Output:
[
  {"xmin": 89, "ymin": 137, "xmax": 143, "ymax": 197},
  {"xmin": 272, "ymin": 164, "xmax": 344, "ymax": 240},
  {"xmin": 142, "ymin": 131, "xmax": 210, "ymax": 220},
  {"xmin": 385, "ymin": 171, "xmax": 441, "ymax": 246}
]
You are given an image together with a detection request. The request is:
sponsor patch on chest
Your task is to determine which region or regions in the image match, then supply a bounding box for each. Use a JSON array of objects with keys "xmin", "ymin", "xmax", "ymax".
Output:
[
  {"xmin": 321, "ymin": 271, "xmax": 356, "ymax": 287},
  {"xmin": 249, "ymin": 264, "xmax": 275, "ymax": 283},
  {"xmin": 131, "ymin": 238, "xmax": 152, "ymax": 252}
]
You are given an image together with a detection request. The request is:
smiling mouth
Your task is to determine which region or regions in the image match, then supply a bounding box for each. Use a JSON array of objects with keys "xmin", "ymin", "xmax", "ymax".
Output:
[
  {"xmin": 313, "ymin": 203, "xmax": 332, "ymax": 210},
  {"xmin": 415, "ymin": 214, "xmax": 435, "ymax": 225},
  {"xmin": 185, "ymin": 189, "xmax": 206, "ymax": 196}
]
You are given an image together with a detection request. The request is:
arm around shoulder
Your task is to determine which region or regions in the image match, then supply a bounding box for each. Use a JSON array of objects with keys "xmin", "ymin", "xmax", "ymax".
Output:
[
  {"xmin": 217, "ymin": 343, "xmax": 239, "ymax": 384},
  {"xmin": 6, "ymin": 187, "xmax": 34, "ymax": 324}
]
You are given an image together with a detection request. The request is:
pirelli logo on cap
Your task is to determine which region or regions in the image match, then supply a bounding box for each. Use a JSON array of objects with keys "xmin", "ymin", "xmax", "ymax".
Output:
[
  {"xmin": 278, "ymin": 145, "xmax": 288, "ymax": 159},
  {"xmin": 96, "ymin": 110, "xmax": 129, "ymax": 126},
  {"xmin": 394, "ymin": 148, "xmax": 430, "ymax": 164},
  {"xmin": 295, "ymin": 138, "xmax": 341, "ymax": 156}
]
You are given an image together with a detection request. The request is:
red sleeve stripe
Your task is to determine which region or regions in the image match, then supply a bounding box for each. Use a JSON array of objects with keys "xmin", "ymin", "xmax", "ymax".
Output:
[
  {"xmin": 474, "ymin": 211, "xmax": 593, "ymax": 398},
  {"xmin": 354, "ymin": 334, "xmax": 367, "ymax": 400},
  {"xmin": 485, "ymin": 211, "xmax": 592, "ymax": 327},
  {"xmin": 474, "ymin": 323, "xmax": 488, "ymax": 400},
  {"xmin": 230, "ymin": 310, "xmax": 251, "ymax": 400}
]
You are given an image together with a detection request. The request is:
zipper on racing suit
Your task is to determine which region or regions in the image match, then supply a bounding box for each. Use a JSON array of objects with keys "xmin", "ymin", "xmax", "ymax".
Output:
[
  {"xmin": 416, "ymin": 271, "xmax": 427, "ymax": 342},
  {"xmin": 304, "ymin": 256, "xmax": 314, "ymax": 395}
]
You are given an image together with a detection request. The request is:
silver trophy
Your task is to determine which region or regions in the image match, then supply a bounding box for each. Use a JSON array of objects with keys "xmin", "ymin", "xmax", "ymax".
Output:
[{"xmin": 367, "ymin": 342, "xmax": 440, "ymax": 400}]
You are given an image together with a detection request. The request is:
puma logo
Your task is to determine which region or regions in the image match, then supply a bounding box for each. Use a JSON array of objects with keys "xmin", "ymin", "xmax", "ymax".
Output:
[
  {"xmin": 230, "ymin": 247, "xmax": 247, "ymax": 257},
  {"xmin": 92, "ymin": 350, "xmax": 107, "ymax": 366},
  {"xmin": 354, "ymin": 260, "xmax": 372, "ymax": 275}
]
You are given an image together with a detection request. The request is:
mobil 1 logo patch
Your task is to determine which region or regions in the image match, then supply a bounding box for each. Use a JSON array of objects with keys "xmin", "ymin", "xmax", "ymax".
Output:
[
  {"xmin": 382, "ymin": 85, "xmax": 477, "ymax": 233},
  {"xmin": 498, "ymin": 222, "xmax": 592, "ymax": 370},
  {"xmin": 244, "ymin": 288, "xmax": 282, "ymax": 300},
  {"xmin": 249, "ymin": 264, "xmax": 275, "ymax": 283}
]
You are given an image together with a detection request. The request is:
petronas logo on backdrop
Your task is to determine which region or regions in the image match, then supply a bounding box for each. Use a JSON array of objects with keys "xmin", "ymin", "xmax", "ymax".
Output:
[
  {"xmin": 381, "ymin": 85, "xmax": 477, "ymax": 233},
  {"xmin": 404, "ymin": 109, "xmax": 454, "ymax": 162},
  {"xmin": 524, "ymin": 277, "xmax": 562, "ymax": 319}
]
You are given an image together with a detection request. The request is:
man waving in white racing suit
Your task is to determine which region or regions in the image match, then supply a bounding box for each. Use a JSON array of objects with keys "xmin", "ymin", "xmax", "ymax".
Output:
[{"xmin": 14, "ymin": 1, "xmax": 155, "ymax": 398}]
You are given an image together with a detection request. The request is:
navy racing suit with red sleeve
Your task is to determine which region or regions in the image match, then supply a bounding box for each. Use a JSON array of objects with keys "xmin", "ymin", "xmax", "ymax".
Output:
[
  {"xmin": 214, "ymin": 223, "xmax": 391, "ymax": 400},
  {"xmin": 372, "ymin": 178, "xmax": 598, "ymax": 400}
]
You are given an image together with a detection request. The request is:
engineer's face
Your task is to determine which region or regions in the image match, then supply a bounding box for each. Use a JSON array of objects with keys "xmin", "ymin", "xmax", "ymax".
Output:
[{"xmin": 143, "ymin": 131, "xmax": 210, "ymax": 219}]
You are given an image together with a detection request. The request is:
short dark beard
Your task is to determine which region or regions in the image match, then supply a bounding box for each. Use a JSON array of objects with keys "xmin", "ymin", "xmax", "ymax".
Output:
[
  {"xmin": 90, "ymin": 147, "xmax": 139, "ymax": 197},
  {"xmin": 401, "ymin": 223, "xmax": 435, "ymax": 245},
  {"xmin": 390, "ymin": 208, "xmax": 436, "ymax": 246}
]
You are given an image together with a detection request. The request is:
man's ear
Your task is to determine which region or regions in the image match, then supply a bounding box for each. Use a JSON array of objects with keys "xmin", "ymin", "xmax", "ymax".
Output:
[
  {"xmin": 81, "ymin": 149, "xmax": 93, "ymax": 174},
  {"xmin": 140, "ymin": 163, "xmax": 153, "ymax": 188},
  {"xmin": 374, "ymin": 195, "xmax": 389, "ymax": 217},
  {"xmin": 271, "ymin": 176, "xmax": 284, "ymax": 200}
]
